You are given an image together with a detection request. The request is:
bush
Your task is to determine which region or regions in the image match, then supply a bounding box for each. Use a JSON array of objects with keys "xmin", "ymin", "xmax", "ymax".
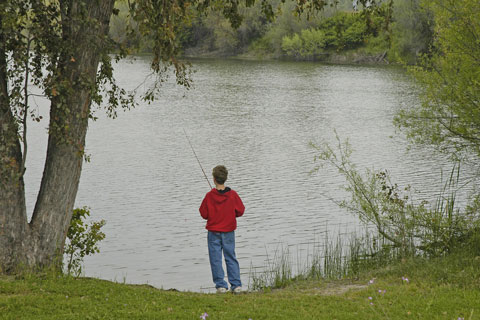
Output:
[
  {"xmin": 301, "ymin": 29, "xmax": 326, "ymax": 56},
  {"xmin": 281, "ymin": 33, "xmax": 304, "ymax": 59},
  {"xmin": 311, "ymin": 135, "xmax": 480, "ymax": 257},
  {"xmin": 280, "ymin": 11, "xmax": 385, "ymax": 59},
  {"xmin": 343, "ymin": 19, "xmax": 367, "ymax": 48},
  {"xmin": 64, "ymin": 207, "xmax": 106, "ymax": 277}
]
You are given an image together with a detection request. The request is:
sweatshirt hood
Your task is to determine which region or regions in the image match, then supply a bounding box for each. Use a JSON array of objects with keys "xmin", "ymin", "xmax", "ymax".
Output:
[{"xmin": 210, "ymin": 187, "xmax": 232, "ymax": 203}]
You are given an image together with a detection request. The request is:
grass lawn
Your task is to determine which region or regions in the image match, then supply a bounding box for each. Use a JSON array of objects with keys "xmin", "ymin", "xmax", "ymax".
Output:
[{"xmin": 1, "ymin": 256, "xmax": 479, "ymax": 320}]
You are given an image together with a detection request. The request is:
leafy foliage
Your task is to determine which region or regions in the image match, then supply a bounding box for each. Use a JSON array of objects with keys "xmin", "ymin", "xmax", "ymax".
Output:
[
  {"xmin": 64, "ymin": 207, "xmax": 106, "ymax": 277},
  {"xmin": 281, "ymin": 12, "xmax": 373, "ymax": 60},
  {"xmin": 0, "ymin": 0, "xmax": 135, "ymax": 150},
  {"xmin": 108, "ymin": 1, "xmax": 398, "ymax": 60},
  {"xmin": 312, "ymin": 136, "xmax": 480, "ymax": 257},
  {"xmin": 388, "ymin": 0, "xmax": 434, "ymax": 64},
  {"xmin": 394, "ymin": 0, "xmax": 480, "ymax": 160}
]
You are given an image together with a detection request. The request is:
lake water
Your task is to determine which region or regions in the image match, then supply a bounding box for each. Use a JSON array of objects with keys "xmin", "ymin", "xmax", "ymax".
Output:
[{"xmin": 24, "ymin": 58, "xmax": 475, "ymax": 292}]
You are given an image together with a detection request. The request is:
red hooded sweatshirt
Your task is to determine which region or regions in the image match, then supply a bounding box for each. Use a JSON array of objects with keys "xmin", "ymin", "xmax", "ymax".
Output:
[{"xmin": 199, "ymin": 187, "xmax": 245, "ymax": 232}]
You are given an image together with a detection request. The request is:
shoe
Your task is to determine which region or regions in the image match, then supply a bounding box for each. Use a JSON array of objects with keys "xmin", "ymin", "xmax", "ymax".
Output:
[
  {"xmin": 232, "ymin": 287, "xmax": 242, "ymax": 294},
  {"xmin": 216, "ymin": 287, "xmax": 228, "ymax": 294}
]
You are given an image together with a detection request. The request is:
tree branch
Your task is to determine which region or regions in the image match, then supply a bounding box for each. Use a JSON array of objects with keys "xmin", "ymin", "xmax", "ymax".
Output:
[{"xmin": 21, "ymin": 35, "xmax": 33, "ymax": 178}]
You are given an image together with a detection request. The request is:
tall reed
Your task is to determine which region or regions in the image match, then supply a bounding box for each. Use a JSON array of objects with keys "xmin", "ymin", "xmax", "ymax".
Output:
[{"xmin": 249, "ymin": 229, "xmax": 400, "ymax": 291}]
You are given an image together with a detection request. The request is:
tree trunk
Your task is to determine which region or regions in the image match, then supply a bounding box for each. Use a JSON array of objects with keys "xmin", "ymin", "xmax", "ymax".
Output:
[
  {"xmin": 0, "ymin": 11, "xmax": 30, "ymax": 272},
  {"xmin": 0, "ymin": 0, "xmax": 115, "ymax": 273}
]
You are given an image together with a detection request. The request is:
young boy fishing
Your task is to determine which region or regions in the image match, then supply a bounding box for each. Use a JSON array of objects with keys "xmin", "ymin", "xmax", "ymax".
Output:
[{"xmin": 199, "ymin": 165, "xmax": 245, "ymax": 294}]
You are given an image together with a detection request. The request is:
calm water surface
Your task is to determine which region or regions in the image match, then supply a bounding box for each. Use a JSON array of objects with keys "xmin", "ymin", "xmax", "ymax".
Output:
[{"xmin": 24, "ymin": 58, "xmax": 474, "ymax": 292}]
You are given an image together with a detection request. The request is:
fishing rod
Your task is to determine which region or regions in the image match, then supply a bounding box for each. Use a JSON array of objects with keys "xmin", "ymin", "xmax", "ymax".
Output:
[{"xmin": 183, "ymin": 128, "xmax": 213, "ymax": 189}]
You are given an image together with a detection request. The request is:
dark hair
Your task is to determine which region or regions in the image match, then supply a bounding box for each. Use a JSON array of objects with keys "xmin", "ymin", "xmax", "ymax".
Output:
[{"xmin": 212, "ymin": 165, "xmax": 228, "ymax": 185}]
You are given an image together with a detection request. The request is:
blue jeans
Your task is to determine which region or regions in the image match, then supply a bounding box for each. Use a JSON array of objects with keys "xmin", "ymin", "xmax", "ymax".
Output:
[{"xmin": 207, "ymin": 231, "xmax": 241, "ymax": 290}]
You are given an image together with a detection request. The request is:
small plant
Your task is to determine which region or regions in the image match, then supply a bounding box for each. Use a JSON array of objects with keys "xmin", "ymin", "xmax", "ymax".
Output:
[
  {"xmin": 64, "ymin": 207, "xmax": 106, "ymax": 277},
  {"xmin": 249, "ymin": 246, "xmax": 293, "ymax": 290}
]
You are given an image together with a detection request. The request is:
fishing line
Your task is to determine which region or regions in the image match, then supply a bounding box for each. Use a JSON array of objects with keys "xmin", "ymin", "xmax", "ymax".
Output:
[{"xmin": 183, "ymin": 128, "xmax": 213, "ymax": 189}]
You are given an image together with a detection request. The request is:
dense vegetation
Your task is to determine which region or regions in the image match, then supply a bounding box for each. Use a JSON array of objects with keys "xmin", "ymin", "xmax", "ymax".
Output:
[
  {"xmin": 109, "ymin": 0, "xmax": 435, "ymax": 64},
  {"xmin": 395, "ymin": 0, "xmax": 480, "ymax": 159},
  {"xmin": 279, "ymin": 11, "xmax": 388, "ymax": 60}
]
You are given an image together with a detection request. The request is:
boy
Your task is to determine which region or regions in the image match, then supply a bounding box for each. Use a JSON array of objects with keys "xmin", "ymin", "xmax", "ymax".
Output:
[{"xmin": 199, "ymin": 165, "xmax": 245, "ymax": 294}]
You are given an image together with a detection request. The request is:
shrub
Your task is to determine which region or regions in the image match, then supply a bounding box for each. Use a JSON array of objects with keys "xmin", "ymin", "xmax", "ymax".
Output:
[
  {"xmin": 343, "ymin": 19, "xmax": 367, "ymax": 48},
  {"xmin": 280, "ymin": 11, "xmax": 384, "ymax": 59},
  {"xmin": 281, "ymin": 33, "xmax": 304, "ymax": 58},
  {"xmin": 64, "ymin": 207, "xmax": 106, "ymax": 277},
  {"xmin": 311, "ymin": 135, "xmax": 480, "ymax": 257},
  {"xmin": 301, "ymin": 28, "xmax": 326, "ymax": 57}
]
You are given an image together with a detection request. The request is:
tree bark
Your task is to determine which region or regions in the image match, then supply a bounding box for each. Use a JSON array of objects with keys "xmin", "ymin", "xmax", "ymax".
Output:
[
  {"xmin": 0, "ymin": 12, "xmax": 30, "ymax": 273},
  {"xmin": 0, "ymin": 0, "xmax": 115, "ymax": 272}
]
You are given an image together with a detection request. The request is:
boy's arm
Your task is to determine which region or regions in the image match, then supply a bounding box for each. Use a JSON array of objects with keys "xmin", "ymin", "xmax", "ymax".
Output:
[
  {"xmin": 235, "ymin": 193, "xmax": 245, "ymax": 217},
  {"xmin": 199, "ymin": 196, "xmax": 208, "ymax": 220}
]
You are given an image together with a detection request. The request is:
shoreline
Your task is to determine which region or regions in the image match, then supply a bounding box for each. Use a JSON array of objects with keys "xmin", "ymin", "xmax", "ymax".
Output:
[{"xmin": 182, "ymin": 48, "xmax": 392, "ymax": 66}]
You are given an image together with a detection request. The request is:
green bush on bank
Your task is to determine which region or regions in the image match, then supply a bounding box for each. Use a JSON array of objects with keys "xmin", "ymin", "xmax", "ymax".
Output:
[
  {"xmin": 280, "ymin": 11, "xmax": 388, "ymax": 60},
  {"xmin": 281, "ymin": 29, "xmax": 325, "ymax": 59},
  {"xmin": 312, "ymin": 137, "xmax": 480, "ymax": 257},
  {"xmin": 64, "ymin": 208, "xmax": 106, "ymax": 277}
]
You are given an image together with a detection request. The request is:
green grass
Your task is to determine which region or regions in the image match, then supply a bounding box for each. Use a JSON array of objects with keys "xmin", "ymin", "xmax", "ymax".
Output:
[{"xmin": 1, "ymin": 252, "xmax": 479, "ymax": 319}]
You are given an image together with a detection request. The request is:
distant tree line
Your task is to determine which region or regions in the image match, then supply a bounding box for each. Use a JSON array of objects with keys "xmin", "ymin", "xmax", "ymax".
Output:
[{"xmin": 109, "ymin": 0, "xmax": 434, "ymax": 64}]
